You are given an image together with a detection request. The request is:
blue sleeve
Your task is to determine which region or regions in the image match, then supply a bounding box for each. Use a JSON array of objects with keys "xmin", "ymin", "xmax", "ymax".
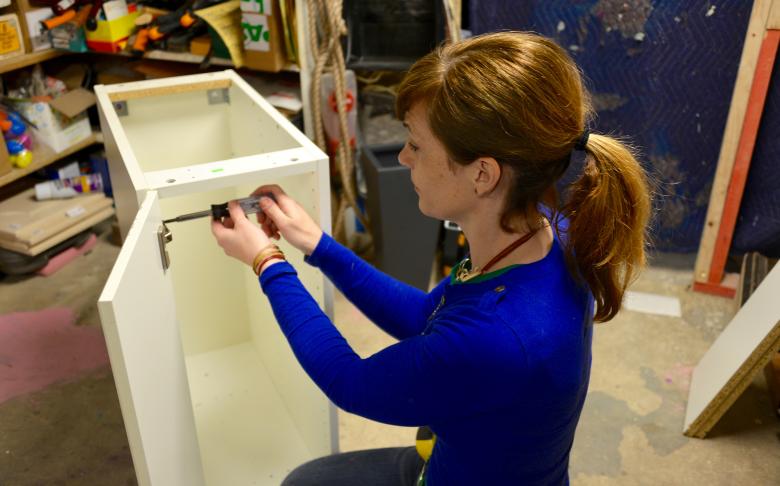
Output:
[
  {"xmin": 304, "ymin": 233, "xmax": 445, "ymax": 340},
  {"xmin": 260, "ymin": 262, "xmax": 529, "ymax": 426}
]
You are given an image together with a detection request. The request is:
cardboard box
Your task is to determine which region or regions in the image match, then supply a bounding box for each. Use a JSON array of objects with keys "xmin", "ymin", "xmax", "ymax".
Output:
[
  {"xmin": 0, "ymin": 13, "xmax": 25, "ymax": 59},
  {"xmin": 240, "ymin": 1, "xmax": 286, "ymax": 72},
  {"xmin": 8, "ymin": 0, "xmax": 46, "ymax": 52},
  {"xmin": 190, "ymin": 34, "xmax": 211, "ymax": 57},
  {"xmin": 23, "ymin": 8, "xmax": 53, "ymax": 51},
  {"xmin": 13, "ymin": 88, "xmax": 96, "ymax": 153}
]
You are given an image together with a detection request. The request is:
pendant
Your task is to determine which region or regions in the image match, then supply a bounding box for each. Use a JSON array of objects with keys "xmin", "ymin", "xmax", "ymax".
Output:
[{"xmin": 455, "ymin": 259, "xmax": 481, "ymax": 282}]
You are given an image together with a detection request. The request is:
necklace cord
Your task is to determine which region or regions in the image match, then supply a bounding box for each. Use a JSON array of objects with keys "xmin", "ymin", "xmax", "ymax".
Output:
[{"xmin": 457, "ymin": 228, "xmax": 539, "ymax": 282}]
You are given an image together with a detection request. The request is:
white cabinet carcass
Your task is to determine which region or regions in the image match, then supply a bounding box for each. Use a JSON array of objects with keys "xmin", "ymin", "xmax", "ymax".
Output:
[{"xmin": 96, "ymin": 70, "xmax": 336, "ymax": 486}]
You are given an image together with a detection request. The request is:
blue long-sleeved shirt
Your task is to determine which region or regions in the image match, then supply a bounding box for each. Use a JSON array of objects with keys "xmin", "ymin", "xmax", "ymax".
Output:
[{"xmin": 259, "ymin": 231, "xmax": 593, "ymax": 485}]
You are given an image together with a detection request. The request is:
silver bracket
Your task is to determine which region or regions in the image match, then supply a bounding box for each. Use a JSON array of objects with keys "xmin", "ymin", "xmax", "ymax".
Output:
[
  {"xmin": 114, "ymin": 100, "xmax": 129, "ymax": 117},
  {"xmin": 157, "ymin": 223, "xmax": 172, "ymax": 271},
  {"xmin": 207, "ymin": 88, "xmax": 230, "ymax": 105}
]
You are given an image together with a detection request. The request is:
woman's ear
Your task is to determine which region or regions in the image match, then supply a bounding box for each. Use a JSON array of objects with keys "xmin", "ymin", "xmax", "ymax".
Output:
[{"xmin": 473, "ymin": 157, "xmax": 503, "ymax": 196}]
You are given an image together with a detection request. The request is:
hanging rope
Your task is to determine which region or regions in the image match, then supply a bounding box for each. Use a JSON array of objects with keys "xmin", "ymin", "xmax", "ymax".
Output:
[{"xmin": 306, "ymin": 0, "xmax": 369, "ymax": 243}]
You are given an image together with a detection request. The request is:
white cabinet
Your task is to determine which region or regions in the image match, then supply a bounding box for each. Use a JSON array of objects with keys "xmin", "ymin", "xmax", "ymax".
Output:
[{"xmin": 96, "ymin": 70, "xmax": 336, "ymax": 486}]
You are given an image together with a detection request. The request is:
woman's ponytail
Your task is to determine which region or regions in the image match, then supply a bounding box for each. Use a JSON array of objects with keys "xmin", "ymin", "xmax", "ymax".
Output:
[{"xmin": 562, "ymin": 134, "xmax": 651, "ymax": 322}]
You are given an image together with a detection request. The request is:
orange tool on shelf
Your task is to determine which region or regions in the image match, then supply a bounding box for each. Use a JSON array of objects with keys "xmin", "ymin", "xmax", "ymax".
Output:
[
  {"xmin": 132, "ymin": 27, "xmax": 150, "ymax": 53},
  {"xmin": 41, "ymin": 9, "xmax": 76, "ymax": 30}
]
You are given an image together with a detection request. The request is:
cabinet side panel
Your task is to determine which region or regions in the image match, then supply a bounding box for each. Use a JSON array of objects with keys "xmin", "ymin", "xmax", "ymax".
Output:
[
  {"xmin": 228, "ymin": 86, "xmax": 302, "ymax": 157},
  {"xmin": 240, "ymin": 173, "xmax": 334, "ymax": 457},
  {"xmin": 98, "ymin": 98, "xmax": 141, "ymax": 241}
]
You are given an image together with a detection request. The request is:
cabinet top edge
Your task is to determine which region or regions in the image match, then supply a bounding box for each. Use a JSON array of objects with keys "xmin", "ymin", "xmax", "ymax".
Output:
[{"xmin": 95, "ymin": 70, "xmax": 238, "ymax": 101}]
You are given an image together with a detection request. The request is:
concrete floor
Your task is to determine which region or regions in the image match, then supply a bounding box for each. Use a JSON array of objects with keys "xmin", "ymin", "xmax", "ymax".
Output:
[{"xmin": 0, "ymin": 223, "xmax": 779, "ymax": 485}]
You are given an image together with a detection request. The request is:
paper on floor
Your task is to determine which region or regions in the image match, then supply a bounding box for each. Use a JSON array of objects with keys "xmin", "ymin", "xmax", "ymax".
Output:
[{"xmin": 623, "ymin": 290, "xmax": 682, "ymax": 317}]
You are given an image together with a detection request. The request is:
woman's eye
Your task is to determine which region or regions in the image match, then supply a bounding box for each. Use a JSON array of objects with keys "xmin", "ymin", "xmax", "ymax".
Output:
[{"xmin": 407, "ymin": 141, "xmax": 419, "ymax": 152}]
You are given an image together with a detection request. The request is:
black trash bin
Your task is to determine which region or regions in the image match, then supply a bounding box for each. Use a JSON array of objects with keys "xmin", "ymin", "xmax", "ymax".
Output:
[{"xmin": 360, "ymin": 143, "xmax": 440, "ymax": 291}]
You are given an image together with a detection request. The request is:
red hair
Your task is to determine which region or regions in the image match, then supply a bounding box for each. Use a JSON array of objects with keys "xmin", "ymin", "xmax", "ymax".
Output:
[{"xmin": 396, "ymin": 32, "xmax": 651, "ymax": 322}]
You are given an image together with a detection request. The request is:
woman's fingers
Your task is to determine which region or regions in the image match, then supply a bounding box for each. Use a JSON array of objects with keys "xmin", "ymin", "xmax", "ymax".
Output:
[
  {"xmin": 252, "ymin": 184, "xmax": 285, "ymax": 198},
  {"xmin": 210, "ymin": 218, "xmax": 228, "ymax": 240},
  {"xmin": 258, "ymin": 195, "xmax": 291, "ymax": 228},
  {"xmin": 227, "ymin": 200, "xmax": 247, "ymax": 225},
  {"xmin": 261, "ymin": 219, "xmax": 275, "ymax": 238},
  {"xmin": 221, "ymin": 216, "xmax": 235, "ymax": 229},
  {"xmin": 252, "ymin": 184, "xmax": 296, "ymax": 213}
]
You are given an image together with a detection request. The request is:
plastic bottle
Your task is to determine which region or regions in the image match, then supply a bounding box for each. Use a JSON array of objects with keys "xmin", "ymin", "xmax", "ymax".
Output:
[{"xmin": 35, "ymin": 174, "xmax": 104, "ymax": 200}]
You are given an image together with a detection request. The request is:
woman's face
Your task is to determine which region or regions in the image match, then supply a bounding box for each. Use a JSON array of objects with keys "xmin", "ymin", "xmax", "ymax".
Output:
[{"xmin": 398, "ymin": 103, "xmax": 475, "ymax": 222}]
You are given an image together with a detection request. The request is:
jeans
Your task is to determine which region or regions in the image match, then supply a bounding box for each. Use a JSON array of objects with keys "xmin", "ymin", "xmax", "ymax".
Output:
[{"xmin": 281, "ymin": 447, "xmax": 425, "ymax": 486}]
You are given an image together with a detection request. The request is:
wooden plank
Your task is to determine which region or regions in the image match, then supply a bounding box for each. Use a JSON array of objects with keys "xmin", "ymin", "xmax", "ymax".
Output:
[
  {"xmin": 768, "ymin": 0, "xmax": 780, "ymax": 29},
  {"xmin": 764, "ymin": 352, "xmax": 780, "ymax": 415},
  {"xmin": 107, "ymin": 78, "xmax": 233, "ymax": 102},
  {"xmin": 296, "ymin": 0, "xmax": 314, "ymax": 140},
  {"xmin": 0, "ymin": 132, "xmax": 99, "ymax": 189},
  {"xmin": 443, "ymin": 0, "xmax": 461, "ymax": 42},
  {"xmin": 738, "ymin": 254, "xmax": 780, "ymax": 416},
  {"xmin": 1, "ymin": 206, "xmax": 115, "ymax": 256},
  {"xmin": 0, "ymin": 49, "xmax": 65, "ymax": 75},
  {"xmin": 707, "ymin": 30, "xmax": 780, "ymax": 285},
  {"xmin": 693, "ymin": 0, "xmax": 773, "ymax": 284},
  {"xmin": 691, "ymin": 279, "xmax": 737, "ymax": 298},
  {"xmin": 684, "ymin": 261, "xmax": 780, "ymax": 438},
  {"xmin": 106, "ymin": 49, "xmax": 297, "ymax": 71}
]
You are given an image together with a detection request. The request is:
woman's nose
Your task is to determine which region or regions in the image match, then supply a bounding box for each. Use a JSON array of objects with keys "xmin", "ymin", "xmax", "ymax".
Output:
[{"xmin": 398, "ymin": 146, "xmax": 411, "ymax": 168}]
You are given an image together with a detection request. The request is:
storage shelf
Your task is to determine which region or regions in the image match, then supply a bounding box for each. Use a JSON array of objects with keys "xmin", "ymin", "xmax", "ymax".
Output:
[
  {"xmin": 117, "ymin": 49, "xmax": 299, "ymax": 72},
  {"xmin": 0, "ymin": 49, "xmax": 298, "ymax": 74},
  {"xmin": 137, "ymin": 49, "xmax": 233, "ymax": 66},
  {"xmin": 0, "ymin": 132, "xmax": 101, "ymax": 188},
  {"xmin": 0, "ymin": 50, "xmax": 67, "ymax": 75}
]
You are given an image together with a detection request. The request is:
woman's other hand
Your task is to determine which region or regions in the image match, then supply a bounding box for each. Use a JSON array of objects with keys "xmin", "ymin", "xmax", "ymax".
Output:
[
  {"xmin": 253, "ymin": 185, "xmax": 323, "ymax": 256},
  {"xmin": 211, "ymin": 200, "xmax": 274, "ymax": 267}
]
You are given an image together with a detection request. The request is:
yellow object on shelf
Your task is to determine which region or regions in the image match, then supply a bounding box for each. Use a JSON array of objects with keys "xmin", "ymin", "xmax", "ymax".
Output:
[
  {"xmin": 10, "ymin": 150, "xmax": 33, "ymax": 168},
  {"xmin": 86, "ymin": 10, "xmax": 141, "ymax": 43},
  {"xmin": 196, "ymin": 0, "xmax": 245, "ymax": 68}
]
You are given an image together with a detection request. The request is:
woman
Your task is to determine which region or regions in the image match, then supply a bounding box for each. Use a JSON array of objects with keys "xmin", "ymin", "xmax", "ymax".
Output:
[{"xmin": 211, "ymin": 31, "xmax": 651, "ymax": 486}]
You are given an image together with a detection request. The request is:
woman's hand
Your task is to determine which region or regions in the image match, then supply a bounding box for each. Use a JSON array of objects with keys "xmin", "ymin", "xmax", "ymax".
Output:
[
  {"xmin": 253, "ymin": 185, "xmax": 323, "ymax": 256},
  {"xmin": 211, "ymin": 200, "xmax": 276, "ymax": 268}
]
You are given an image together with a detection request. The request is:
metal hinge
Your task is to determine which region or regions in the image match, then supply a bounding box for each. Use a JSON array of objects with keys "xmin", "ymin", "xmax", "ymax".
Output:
[
  {"xmin": 207, "ymin": 88, "xmax": 230, "ymax": 105},
  {"xmin": 157, "ymin": 223, "xmax": 172, "ymax": 271}
]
